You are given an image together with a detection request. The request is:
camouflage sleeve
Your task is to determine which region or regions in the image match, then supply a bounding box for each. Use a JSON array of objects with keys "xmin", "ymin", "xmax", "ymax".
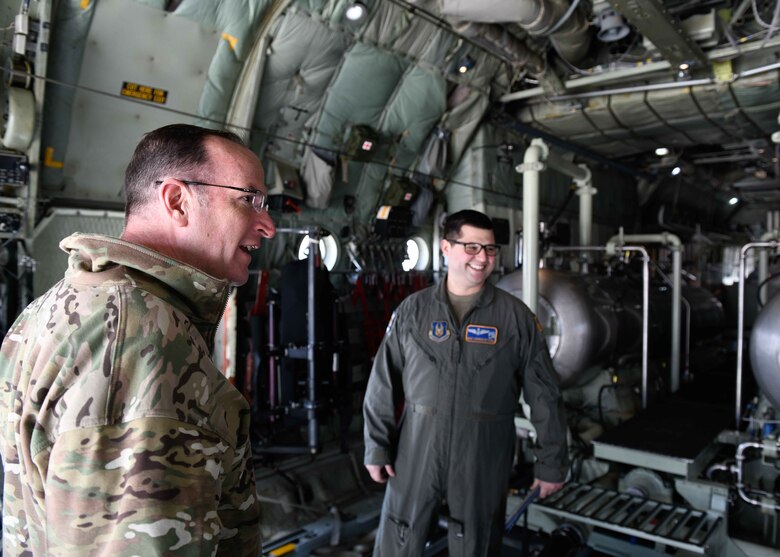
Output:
[{"xmin": 39, "ymin": 418, "xmax": 259, "ymax": 556}]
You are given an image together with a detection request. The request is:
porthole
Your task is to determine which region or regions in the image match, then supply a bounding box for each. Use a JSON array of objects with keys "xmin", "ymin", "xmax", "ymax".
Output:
[
  {"xmin": 297, "ymin": 233, "xmax": 339, "ymax": 271},
  {"xmin": 402, "ymin": 236, "xmax": 429, "ymax": 272}
]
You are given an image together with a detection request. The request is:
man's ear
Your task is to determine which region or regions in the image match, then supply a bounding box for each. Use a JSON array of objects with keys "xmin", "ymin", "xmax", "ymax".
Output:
[
  {"xmin": 158, "ymin": 179, "xmax": 189, "ymax": 226},
  {"xmin": 441, "ymin": 237, "xmax": 450, "ymax": 257}
]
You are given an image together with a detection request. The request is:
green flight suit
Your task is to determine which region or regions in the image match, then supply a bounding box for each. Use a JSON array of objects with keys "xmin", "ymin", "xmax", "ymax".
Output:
[{"xmin": 364, "ymin": 279, "xmax": 567, "ymax": 556}]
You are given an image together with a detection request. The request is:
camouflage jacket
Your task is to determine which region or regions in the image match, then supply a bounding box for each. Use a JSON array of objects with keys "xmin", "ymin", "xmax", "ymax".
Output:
[{"xmin": 0, "ymin": 233, "xmax": 260, "ymax": 556}]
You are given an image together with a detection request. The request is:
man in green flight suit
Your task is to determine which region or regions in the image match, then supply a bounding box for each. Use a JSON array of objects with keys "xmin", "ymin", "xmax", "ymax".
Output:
[
  {"xmin": 364, "ymin": 209, "xmax": 568, "ymax": 556},
  {"xmin": 0, "ymin": 124, "xmax": 275, "ymax": 556}
]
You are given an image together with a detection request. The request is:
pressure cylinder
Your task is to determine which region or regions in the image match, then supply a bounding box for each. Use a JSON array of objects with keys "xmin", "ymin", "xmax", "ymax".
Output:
[{"xmin": 750, "ymin": 292, "xmax": 780, "ymax": 411}]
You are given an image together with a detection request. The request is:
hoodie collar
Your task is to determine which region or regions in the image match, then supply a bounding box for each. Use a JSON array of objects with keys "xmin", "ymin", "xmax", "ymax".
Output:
[{"xmin": 60, "ymin": 233, "xmax": 231, "ymax": 326}]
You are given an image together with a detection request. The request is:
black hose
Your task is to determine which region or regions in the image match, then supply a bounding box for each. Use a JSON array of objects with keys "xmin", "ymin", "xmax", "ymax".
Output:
[
  {"xmin": 537, "ymin": 525, "xmax": 585, "ymax": 557},
  {"xmin": 548, "ymin": 184, "xmax": 577, "ymax": 230}
]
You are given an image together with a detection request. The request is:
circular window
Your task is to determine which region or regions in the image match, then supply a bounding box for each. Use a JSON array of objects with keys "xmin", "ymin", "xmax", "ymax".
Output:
[
  {"xmin": 402, "ymin": 236, "xmax": 430, "ymax": 272},
  {"xmin": 297, "ymin": 233, "xmax": 339, "ymax": 271}
]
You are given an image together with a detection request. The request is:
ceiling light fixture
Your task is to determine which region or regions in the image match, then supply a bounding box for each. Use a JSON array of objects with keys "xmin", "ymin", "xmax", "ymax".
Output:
[
  {"xmin": 345, "ymin": 1, "xmax": 367, "ymax": 22},
  {"xmin": 671, "ymin": 166, "xmax": 681, "ymax": 176},
  {"xmin": 456, "ymin": 55, "xmax": 475, "ymax": 75},
  {"xmin": 596, "ymin": 9, "xmax": 630, "ymax": 42},
  {"xmin": 729, "ymin": 196, "xmax": 739, "ymax": 205},
  {"xmin": 655, "ymin": 147, "xmax": 669, "ymax": 156}
]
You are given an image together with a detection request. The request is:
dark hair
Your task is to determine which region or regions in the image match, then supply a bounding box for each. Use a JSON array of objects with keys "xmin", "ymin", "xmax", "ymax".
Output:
[
  {"xmin": 124, "ymin": 124, "xmax": 245, "ymax": 216},
  {"xmin": 442, "ymin": 209, "xmax": 494, "ymax": 239}
]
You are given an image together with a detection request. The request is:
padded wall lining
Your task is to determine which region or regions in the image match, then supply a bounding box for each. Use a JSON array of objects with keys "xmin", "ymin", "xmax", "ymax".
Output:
[{"xmin": 519, "ymin": 73, "xmax": 780, "ymax": 157}]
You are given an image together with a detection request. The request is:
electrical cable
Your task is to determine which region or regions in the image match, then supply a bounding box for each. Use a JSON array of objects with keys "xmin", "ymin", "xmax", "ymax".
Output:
[
  {"xmin": 383, "ymin": 0, "xmax": 517, "ymax": 67},
  {"xmin": 547, "ymin": 183, "xmax": 576, "ymax": 229},
  {"xmin": 761, "ymin": 0, "xmax": 780, "ymax": 45},
  {"xmin": 752, "ymin": 0, "xmax": 780, "ymax": 28}
]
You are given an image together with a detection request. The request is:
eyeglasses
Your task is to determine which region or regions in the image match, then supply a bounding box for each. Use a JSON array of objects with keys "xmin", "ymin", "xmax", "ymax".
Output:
[
  {"xmin": 155, "ymin": 179, "xmax": 269, "ymax": 212},
  {"xmin": 446, "ymin": 238, "xmax": 500, "ymax": 256}
]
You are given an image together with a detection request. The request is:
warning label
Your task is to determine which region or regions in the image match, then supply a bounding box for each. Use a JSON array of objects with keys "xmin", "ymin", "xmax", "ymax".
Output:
[{"xmin": 120, "ymin": 81, "xmax": 168, "ymax": 104}]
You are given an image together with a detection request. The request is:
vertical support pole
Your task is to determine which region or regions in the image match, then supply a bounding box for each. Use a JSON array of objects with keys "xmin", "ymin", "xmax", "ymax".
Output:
[
  {"xmin": 306, "ymin": 233, "xmax": 319, "ymax": 454},
  {"xmin": 519, "ymin": 139, "xmax": 547, "ymax": 314}
]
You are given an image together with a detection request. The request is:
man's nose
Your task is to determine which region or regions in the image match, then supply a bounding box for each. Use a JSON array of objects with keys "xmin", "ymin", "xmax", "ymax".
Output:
[{"xmin": 256, "ymin": 211, "xmax": 276, "ymax": 239}]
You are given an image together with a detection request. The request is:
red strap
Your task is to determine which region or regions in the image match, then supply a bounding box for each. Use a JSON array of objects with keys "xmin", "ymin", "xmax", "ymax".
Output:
[
  {"xmin": 251, "ymin": 270, "xmax": 269, "ymax": 316},
  {"xmin": 284, "ymin": 199, "xmax": 302, "ymax": 213},
  {"xmin": 353, "ymin": 276, "xmax": 380, "ymax": 353},
  {"xmin": 382, "ymin": 277, "xmax": 393, "ymax": 324}
]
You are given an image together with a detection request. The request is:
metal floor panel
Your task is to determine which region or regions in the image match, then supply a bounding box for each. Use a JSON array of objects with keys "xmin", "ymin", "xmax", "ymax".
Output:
[
  {"xmin": 534, "ymin": 482, "xmax": 722, "ymax": 555},
  {"xmin": 592, "ymin": 398, "xmax": 731, "ymax": 477}
]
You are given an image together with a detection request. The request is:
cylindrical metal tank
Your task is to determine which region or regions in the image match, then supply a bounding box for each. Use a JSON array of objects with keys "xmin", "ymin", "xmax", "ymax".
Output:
[
  {"xmin": 749, "ymin": 292, "xmax": 780, "ymax": 411},
  {"xmin": 497, "ymin": 268, "xmax": 724, "ymax": 387}
]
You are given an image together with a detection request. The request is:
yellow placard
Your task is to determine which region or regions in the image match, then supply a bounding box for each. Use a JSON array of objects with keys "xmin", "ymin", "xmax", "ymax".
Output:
[
  {"xmin": 43, "ymin": 146, "xmax": 64, "ymax": 169},
  {"xmin": 120, "ymin": 81, "xmax": 168, "ymax": 104},
  {"xmin": 712, "ymin": 60, "xmax": 733, "ymax": 83}
]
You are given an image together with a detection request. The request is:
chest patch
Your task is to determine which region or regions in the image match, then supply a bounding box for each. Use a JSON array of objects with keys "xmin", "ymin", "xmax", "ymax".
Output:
[
  {"xmin": 464, "ymin": 324, "xmax": 498, "ymax": 345},
  {"xmin": 429, "ymin": 320, "xmax": 451, "ymax": 342}
]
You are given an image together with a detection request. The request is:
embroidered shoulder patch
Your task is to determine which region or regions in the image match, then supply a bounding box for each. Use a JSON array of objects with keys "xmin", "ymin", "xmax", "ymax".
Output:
[
  {"xmin": 464, "ymin": 324, "xmax": 498, "ymax": 345},
  {"xmin": 429, "ymin": 321, "xmax": 450, "ymax": 342}
]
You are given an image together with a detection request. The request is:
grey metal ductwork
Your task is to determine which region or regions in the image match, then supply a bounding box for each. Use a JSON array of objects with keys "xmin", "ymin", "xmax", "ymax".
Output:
[
  {"xmin": 440, "ymin": 0, "xmax": 592, "ymax": 63},
  {"xmin": 516, "ymin": 0, "xmax": 592, "ymax": 63},
  {"xmin": 452, "ymin": 21, "xmax": 545, "ymax": 75}
]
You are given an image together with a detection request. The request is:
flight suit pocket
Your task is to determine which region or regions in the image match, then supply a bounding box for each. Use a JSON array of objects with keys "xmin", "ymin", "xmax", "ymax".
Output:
[
  {"xmin": 404, "ymin": 330, "xmax": 441, "ymax": 409},
  {"xmin": 386, "ymin": 513, "xmax": 410, "ymax": 545},
  {"xmin": 470, "ymin": 337, "xmax": 520, "ymax": 416}
]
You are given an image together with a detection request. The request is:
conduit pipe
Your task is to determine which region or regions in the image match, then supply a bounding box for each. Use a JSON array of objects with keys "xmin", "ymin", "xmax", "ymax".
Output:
[
  {"xmin": 574, "ymin": 165, "xmax": 594, "ymax": 268},
  {"xmin": 758, "ymin": 228, "xmax": 780, "ymax": 305},
  {"xmin": 440, "ymin": 0, "xmax": 592, "ymax": 63},
  {"xmin": 519, "ymin": 140, "xmax": 545, "ymax": 314},
  {"xmin": 734, "ymin": 441, "xmax": 780, "ymax": 512},
  {"xmin": 606, "ymin": 230, "xmax": 682, "ymax": 393},
  {"xmin": 452, "ymin": 21, "xmax": 545, "ymax": 75},
  {"xmin": 736, "ymin": 241, "xmax": 779, "ymax": 428},
  {"xmin": 516, "ymin": 0, "xmax": 591, "ymax": 63},
  {"xmin": 500, "ymin": 36, "xmax": 780, "ymax": 103},
  {"xmin": 517, "ymin": 138, "xmax": 591, "ymax": 313}
]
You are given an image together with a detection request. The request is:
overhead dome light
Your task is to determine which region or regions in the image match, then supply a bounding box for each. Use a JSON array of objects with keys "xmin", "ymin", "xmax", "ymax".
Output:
[
  {"xmin": 728, "ymin": 196, "xmax": 739, "ymax": 206},
  {"xmin": 596, "ymin": 9, "xmax": 630, "ymax": 42},
  {"xmin": 345, "ymin": 1, "xmax": 367, "ymax": 22},
  {"xmin": 655, "ymin": 147, "xmax": 669, "ymax": 156},
  {"xmin": 671, "ymin": 166, "xmax": 681, "ymax": 176},
  {"xmin": 456, "ymin": 55, "xmax": 476, "ymax": 75}
]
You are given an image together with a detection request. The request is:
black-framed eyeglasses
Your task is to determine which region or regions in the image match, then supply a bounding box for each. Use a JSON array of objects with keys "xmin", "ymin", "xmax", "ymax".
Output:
[
  {"xmin": 155, "ymin": 179, "xmax": 268, "ymax": 212},
  {"xmin": 446, "ymin": 238, "xmax": 500, "ymax": 256}
]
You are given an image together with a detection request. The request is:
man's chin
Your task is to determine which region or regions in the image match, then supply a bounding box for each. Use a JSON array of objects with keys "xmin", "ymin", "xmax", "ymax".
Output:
[{"xmin": 227, "ymin": 273, "xmax": 248, "ymax": 287}]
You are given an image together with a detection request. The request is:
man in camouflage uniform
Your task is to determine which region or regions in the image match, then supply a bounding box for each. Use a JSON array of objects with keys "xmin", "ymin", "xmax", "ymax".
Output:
[
  {"xmin": 364, "ymin": 210, "xmax": 568, "ymax": 556},
  {"xmin": 0, "ymin": 124, "xmax": 276, "ymax": 556}
]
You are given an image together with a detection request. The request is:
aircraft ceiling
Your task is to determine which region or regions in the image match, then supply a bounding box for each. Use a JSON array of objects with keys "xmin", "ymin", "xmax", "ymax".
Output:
[{"xmin": 2, "ymin": 0, "xmax": 780, "ymax": 253}]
